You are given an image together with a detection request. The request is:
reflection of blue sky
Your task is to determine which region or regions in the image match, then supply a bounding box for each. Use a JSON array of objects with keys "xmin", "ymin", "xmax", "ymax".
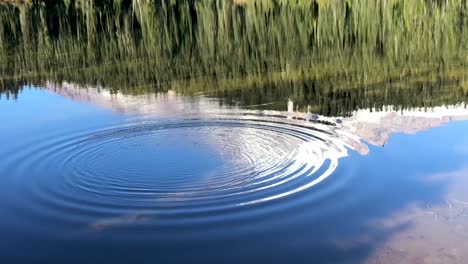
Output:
[
  {"xmin": 0, "ymin": 87, "xmax": 121, "ymax": 135},
  {"xmin": 381, "ymin": 121, "xmax": 468, "ymax": 176},
  {"xmin": 0, "ymin": 87, "xmax": 128, "ymax": 161},
  {"xmin": 361, "ymin": 121, "xmax": 468, "ymax": 213},
  {"xmin": 341, "ymin": 121, "xmax": 468, "ymax": 225},
  {"xmin": 1, "ymin": 87, "xmax": 468, "ymax": 263},
  {"xmin": 250, "ymin": 121, "xmax": 468, "ymax": 263}
]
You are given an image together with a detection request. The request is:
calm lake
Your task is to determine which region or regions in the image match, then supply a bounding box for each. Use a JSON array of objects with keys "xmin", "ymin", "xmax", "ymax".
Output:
[{"xmin": 1, "ymin": 1, "xmax": 468, "ymax": 263}]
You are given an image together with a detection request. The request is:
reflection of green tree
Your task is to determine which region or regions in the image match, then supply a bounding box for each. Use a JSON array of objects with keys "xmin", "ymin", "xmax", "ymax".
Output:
[{"xmin": 0, "ymin": 0, "xmax": 467, "ymax": 116}]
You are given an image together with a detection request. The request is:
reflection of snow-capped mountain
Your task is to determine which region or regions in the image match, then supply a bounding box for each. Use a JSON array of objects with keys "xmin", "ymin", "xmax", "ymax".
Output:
[
  {"xmin": 287, "ymin": 100, "xmax": 468, "ymax": 147},
  {"xmin": 342, "ymin": 105, "xmax": 468, "ymax": 146},
  {"xmin": 45, "ymin": 82, "xmax": 468, "ymax": 150},
  {"xmin": 45, "ymin": 81, "xmax": 232, "ymax": 117}
]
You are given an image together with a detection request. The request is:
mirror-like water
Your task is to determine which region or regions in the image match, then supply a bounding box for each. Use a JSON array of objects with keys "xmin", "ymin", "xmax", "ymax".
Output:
[{"xmin": 0, "ymin": 1, "xmax": 468, "ymax": 263}]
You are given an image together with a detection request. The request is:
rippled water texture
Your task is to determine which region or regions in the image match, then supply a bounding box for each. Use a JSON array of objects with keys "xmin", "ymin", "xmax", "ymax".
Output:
[
  {"xmin": 2, "ymin": 87, "xmax": 468, "ymax": 264},
  {"xmin": 2, "ymin": 112, "xmax": 358, "ymax": 222},
  {"xmin": 0, "ymin": 89, "xmax": 369, "ymax": 264}
]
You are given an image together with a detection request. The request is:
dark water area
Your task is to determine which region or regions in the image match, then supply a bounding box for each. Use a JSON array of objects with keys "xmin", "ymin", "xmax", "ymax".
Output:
[{"xmin": 1, "ymin": 1, "xmax": 468, "ymax": 264}]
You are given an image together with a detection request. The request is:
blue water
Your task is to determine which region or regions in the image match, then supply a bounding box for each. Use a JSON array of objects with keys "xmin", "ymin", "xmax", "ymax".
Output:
[{"xmin": 1, "ymin": 87, "xmax": 468, "ymax": 263}]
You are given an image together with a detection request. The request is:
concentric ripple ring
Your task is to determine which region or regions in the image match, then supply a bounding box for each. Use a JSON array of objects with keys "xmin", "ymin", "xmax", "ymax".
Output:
[{"xmin": 1, "ymin": 116, "xmax": 361, "ymax": 221}]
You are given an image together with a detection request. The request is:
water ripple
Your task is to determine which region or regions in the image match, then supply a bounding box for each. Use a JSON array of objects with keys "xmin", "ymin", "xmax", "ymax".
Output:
[{"xmin": 1, "ymin": 114, "xmax": 364, "ymax": 229}]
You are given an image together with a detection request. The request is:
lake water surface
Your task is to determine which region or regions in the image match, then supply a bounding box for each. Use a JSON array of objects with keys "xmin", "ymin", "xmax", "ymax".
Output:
[{"xmin": 1, "ymin": 1, "xmax": 468, "ymax": 263}]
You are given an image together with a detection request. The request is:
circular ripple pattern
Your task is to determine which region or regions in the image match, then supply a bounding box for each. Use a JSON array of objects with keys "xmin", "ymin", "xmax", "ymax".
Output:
[{"xmin": 2, "ymin": 117, "xmax": 357, "ymax": 222}]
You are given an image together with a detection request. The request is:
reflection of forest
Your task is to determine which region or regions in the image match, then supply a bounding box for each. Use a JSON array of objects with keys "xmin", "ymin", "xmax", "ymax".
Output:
[
  {"xmin": 0, "ymin": 0, "xmax": 466, "ymax": 115},
  {"xmin": 2, "ymin": 73, "xmax": 468, "ymax": 117}
]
